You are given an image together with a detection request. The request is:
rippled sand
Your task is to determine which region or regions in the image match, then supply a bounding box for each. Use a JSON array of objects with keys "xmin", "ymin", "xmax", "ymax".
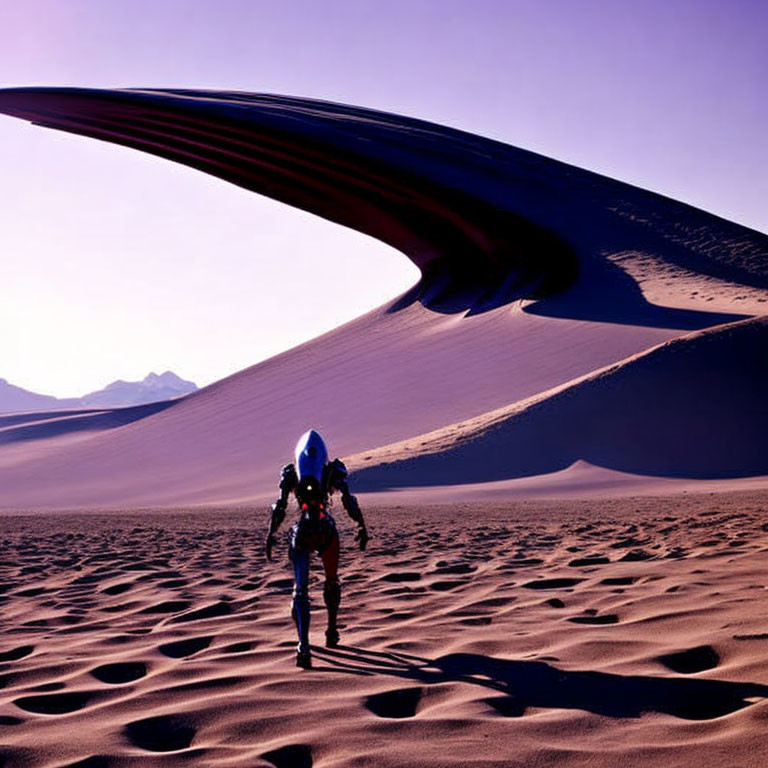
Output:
[{"xmin": 2, "ymin": 492, "xmax": 768, "ymax": 766}]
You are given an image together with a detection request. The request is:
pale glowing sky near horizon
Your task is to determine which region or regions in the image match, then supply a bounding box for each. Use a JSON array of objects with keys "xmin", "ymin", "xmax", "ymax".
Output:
[{"xmin": 0, "ymin": 0, "xmax": 766, "ymax": 397}]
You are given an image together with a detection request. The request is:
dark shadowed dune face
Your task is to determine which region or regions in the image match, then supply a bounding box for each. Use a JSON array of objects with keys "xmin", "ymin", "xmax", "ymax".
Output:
[
  {"xmin": 352, "ymin": 316, "xmax": 768, "ymax": 489},
  {"xmin": 0, "ymin": 400, "xmax": 178, "ymax": 447},
  {"xmin": 0, "ymin": 87, "xmax": 582, "ymax": 313},
  {"xmin": 1, "ymin": 87, "xmax": 766, "ymax": 314}
]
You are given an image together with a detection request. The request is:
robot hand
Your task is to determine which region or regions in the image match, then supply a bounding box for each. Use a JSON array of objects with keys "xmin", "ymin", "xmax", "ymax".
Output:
[
  {"xmin": 355, "ymin": 525, "xmax": 369, "ymax": 552},
  {"xmin": 265, "ymin": 534, "xmax": 277, "ymax": 562}
]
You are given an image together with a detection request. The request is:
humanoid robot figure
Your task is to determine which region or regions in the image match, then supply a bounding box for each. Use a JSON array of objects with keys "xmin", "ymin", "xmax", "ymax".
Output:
[{"xmin": 266, "ymin": 429, "xmax": 369, "ymax": 668}]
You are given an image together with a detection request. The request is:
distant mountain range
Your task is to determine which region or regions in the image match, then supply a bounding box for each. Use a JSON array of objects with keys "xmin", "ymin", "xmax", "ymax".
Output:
[{"xmin": 0, "ymin": 371, "xmax": 198, "ymax": 414}]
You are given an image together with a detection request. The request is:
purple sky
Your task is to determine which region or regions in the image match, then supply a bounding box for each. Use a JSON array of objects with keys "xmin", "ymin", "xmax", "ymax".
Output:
[{"xmin": 0, "ymin": 0, "xmax": 765, "ymax": 397}]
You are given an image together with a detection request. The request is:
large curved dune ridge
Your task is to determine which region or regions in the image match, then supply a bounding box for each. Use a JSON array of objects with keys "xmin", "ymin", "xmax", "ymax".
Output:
[
  {"xmin": 0, "ymin": 87, "xmax": 766, "ymax": 508},
  {"xmin": 3, "ymin": 89, "xmax": 768, "ymax": 768}
]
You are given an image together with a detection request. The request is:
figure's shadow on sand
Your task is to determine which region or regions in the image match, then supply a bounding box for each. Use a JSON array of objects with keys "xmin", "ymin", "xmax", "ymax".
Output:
[{"xmin": 313, "ymin": 646, "xmax": 768, "ymax": 721}]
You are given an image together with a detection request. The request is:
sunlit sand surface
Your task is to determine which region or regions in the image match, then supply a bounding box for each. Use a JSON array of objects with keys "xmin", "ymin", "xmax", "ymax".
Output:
[{"xmin": 2, "ymin": 495, "xmax": 768, "ymax": 766}]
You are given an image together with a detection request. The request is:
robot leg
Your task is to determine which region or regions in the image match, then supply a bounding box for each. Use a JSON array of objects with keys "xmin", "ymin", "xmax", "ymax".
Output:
[
  {"xmin": 323, "ymin": 579, "xmax": 341, "ymax": 648},
  {"xmin": 290, "ymin": 545, "xmax": 312, "ymax": 668},
  {"xmin": 321, "ymin": 529, "xmax": 341, "ymax": 648}
]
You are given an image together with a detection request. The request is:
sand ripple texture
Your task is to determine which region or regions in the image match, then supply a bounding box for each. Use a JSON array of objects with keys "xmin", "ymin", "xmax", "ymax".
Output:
[{"xmin": 2, "ymin": 496, "xmax": 768, "ymax": 767}]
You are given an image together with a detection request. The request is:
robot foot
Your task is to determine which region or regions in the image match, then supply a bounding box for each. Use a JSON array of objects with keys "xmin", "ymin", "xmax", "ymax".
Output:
[
  {"xmin": 296, "ymin": 647, "xmax": 312, "ymax": 669},
  {"xmin": 325, "ymin": 628, "xmax": 340, "ymax": 648}
]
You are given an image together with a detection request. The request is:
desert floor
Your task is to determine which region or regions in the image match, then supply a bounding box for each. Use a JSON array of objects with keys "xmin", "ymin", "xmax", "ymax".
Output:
[{"xmin": 2, "ymin": 491, "xmax": 768, "ymax": 767}]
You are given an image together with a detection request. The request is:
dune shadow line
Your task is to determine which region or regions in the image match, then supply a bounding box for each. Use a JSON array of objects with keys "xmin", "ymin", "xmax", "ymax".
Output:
[{"xmin": 0, "ymin": 400, "xmax": 179, "ymax": 446}]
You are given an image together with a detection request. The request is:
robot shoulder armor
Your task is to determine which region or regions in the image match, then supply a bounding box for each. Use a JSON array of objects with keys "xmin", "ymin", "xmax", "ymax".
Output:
[
  {"xmin": 280, "ymin": 463, "xmax": 298, "ymax": 490},
  {"xmin": 327, "ymin": 458, "xmax": 348, "ymax": 489}
]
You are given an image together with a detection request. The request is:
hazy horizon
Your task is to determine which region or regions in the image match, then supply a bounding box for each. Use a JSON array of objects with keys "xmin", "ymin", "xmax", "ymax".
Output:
[{"xmin": 1, "ymin": 0, "xmax": 765, "ymax": 397}]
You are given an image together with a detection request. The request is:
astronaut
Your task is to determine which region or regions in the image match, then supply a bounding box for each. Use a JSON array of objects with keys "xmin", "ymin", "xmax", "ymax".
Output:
[{"xmin": 266, "ymin": 429, "xmax": 369, "ymax": 668}]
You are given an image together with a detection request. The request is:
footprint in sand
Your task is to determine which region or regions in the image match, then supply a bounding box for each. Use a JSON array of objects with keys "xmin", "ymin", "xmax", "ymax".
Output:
[
  {"xmin": 261, "ymin": 744, "xmax": 313, "ymax": 768},
  {"xmin": 0, "ymin": 645, "xmax": 34, "ymax": 662},
  {"xmin": 380, "ymin": 572, "xmax": 422, "ymax": 583},
  {"xmin": 90, "ymin": 662, "xmax": 147, "ymax": 684},
  {"xmin": 472, "ymin": 597, "xmax": 516, "ymax": 609},
  {"xmin": 460, "ymin": 616, "xmax": 493, "ymax": 626},
  {"xmin": 0, "ymin": 715, "xmax": 24, "ymax": 726},
  {"xmin": 15, "ymin": 586, "xmax": 48, "ymax": 597},
  {"xmin": 620, "ymin": 550, "xmax": 654, "ymax": 562},
  {"xmin": 600, "ymin": 577, "xmax": 637, "ymax": 586},
  {"xmin": 430, "ymin": 580, "xmax": 471, "ymax": 591},
  {"xmin": 433, "ymin": 562, "xmax": 477, "ymax": 575},
  {"xmin": 31, "ymin": 682, "xmax": 66, "ymax": 692},
  {"xmin": 61, "ymin": 756, "xmax": 112, "ymax": 768},
  {"xmin": 101, "ymin": 583, "xmax": 133, "ymax": 596},
  {"xmin": 221, "ymin": 641, "xmax": 255, "ymax": 654},
  {"xmin": 568, "ymin": 557, "xmax": 610, "ymax": 567},
  {"xmin": 139, "ymin": 600, "xmax": 192, "ymax": 614},
  {"xmin": 568, "ymin": 614, "xmax": 619, "ymax": 625},
  {"xmin": 13, "ymin": 691, "xmax": 95, "ymax": 715},
  {"xmin": 124, "ymin": 714, "xmax": 196, "ymax": 752},
  {"xmin": 523, "ymin": 578, "xmax": 584, "ymax": 590},
  {"xmin": 657, "ymin": 645, "xmax": 720, "ymax": 673},
  {"xmin": 158, "ymin": 636, "xmax": 214, "ymax": 658},
  {"xmin": 155, "ymin": 577, "xmax": 189, "ymax": 589},
  {"xmin": 266, "ymin": 578, "xmax": 294, "ymax": 592},
  {"xmin": 168, "ymin": 602, "xmax": 232, "ymax": 623},
  {"xmin": 365, "ymin": 687, "xmax": 424, "ymax": 718}
]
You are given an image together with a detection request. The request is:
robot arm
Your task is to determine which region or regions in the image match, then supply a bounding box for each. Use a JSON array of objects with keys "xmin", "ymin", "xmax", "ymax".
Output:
[
  {"xmin": 327, "ymin": 459, "xmax": 369, "ymax": 551},
  {"xmin": 266, "ymin": 463, "xmax": 297, "ymax": 560}
]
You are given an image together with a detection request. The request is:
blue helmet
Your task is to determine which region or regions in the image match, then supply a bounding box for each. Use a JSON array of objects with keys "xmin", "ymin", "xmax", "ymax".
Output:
[{"xmin": 295, "ymin": 429, "xmax": 328, "ymax": 490}]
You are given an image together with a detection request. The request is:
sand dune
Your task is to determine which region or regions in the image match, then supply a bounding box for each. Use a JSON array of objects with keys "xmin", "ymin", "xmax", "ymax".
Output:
[
  {"xmin": 0, "ymin": 89, "xmax": 767, "ymax": 767},
  {"xmin": 350, "ymin": 316, "xmax": 768, "ymax": 489},
  {"xmin": 0, "ymin": 88, "xmax": 766, "ymax": 508}
]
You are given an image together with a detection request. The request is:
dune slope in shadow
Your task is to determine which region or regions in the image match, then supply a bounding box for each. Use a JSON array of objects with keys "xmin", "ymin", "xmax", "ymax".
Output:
[
  {"xmin": 351, "ymin": 317, "xmax": 768, "ymax": 489},
  {"xmin": 0, "ymin": 401, "xmax": 180, "ymax": 445}
]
